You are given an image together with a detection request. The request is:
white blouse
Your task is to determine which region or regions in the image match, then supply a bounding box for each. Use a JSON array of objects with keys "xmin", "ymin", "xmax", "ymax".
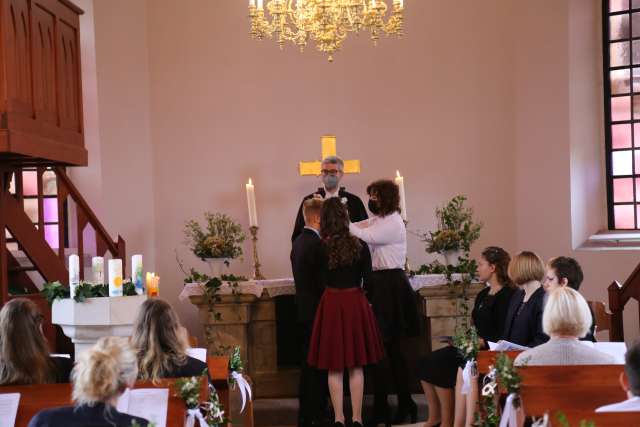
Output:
[
  {"xmin": 596, "ymin": 396, "xmax": 640, "ymax": 412},
  {"xmin": 349, "ymin": 212, "xmax": 406, "ymax": 271}
]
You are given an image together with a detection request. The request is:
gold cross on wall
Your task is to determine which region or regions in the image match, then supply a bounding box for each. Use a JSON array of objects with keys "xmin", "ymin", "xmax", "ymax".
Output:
[{"xmin": 298, "ymin": 135, "xmax": 361, "ymax": 176}]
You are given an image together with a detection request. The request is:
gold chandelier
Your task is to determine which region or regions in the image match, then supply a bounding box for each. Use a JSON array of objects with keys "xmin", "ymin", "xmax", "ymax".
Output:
[{"xmin": 248, "ymin": 0, "xmax": 405, "ymax": 62}]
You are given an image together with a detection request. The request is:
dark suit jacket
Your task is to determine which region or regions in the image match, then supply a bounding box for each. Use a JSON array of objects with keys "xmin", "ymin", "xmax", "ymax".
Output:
[
  {"xmin": 291, "ymin": 228, "xmax": 325, "ymax": 323},
  {"xmin": 28, "ymin": 403, "xmax": 149, "ymax": 427},
  {"xmin": 159, "ymin": 356, "xmax": 208, "ymax": 379},
  {"xmin": 502, "ymin": 286, "xmax": 549, "ymax": 348},
  {"xmin": 291, "ymin": 187, "xmax": 368, "ymax": 242}
]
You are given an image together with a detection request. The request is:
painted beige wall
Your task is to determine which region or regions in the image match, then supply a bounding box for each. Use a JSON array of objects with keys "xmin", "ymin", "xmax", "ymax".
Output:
[{"xmin": 78, "ymin": 0, "xmax": 639, "ymax": 342}]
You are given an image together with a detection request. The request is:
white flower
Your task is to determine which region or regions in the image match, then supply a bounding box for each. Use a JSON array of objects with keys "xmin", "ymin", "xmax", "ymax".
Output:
[{"xmin": 341, "ymin": 197, "xmax": 348, "ymax": 204}]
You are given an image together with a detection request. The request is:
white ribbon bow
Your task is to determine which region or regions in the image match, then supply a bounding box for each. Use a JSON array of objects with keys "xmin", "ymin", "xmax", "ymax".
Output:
[
  {"xmin": 499, "ymin": 393, "xmax": 519, "ymax": 427},
  {"xmin": 461, "ymin": 360, "xmax": 475, "ymax": 395},
  {"xmin": 231, "ymin": 371, "xmax": 253, "ymax": 413},
  {"xmin": 185, "ymin": 407, "xmax": 208, "ymax": 427}
]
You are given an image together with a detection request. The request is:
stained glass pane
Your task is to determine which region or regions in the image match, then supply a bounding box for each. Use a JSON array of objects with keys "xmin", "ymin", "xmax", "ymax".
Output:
[
  {"xmin": 612, "ymin": 96, "xmax": 631, "ymax": 121},
  {"xmin": 633, "ymin": 13, "xmax": 640, "ymax": 37},
  {"xmin": 611, "ymin": 0, "xmax": 629, "ymax": 12},
  {"xmin": 611, "ymin": 14, "xmax": 630, "ymax": 39},
  {"xmin": 44, "ymin": 224, "xmax": 59, "ymax": 249},
  {"xmin": 43, "ymin": 198, "xmax": 58, "ymax": 222},
  {"xmin": 8, "ymin": 173, "xmax": 15, "ymax": 194},
  {"xmin": 611, "ymin": 41, "xmax": 631, "ymax": 66},
  {"xmin": 22, "ymin": 171, "xmax": 38, "ymax": 196},
  {"xmin": 614, "ymin": 178, "xmax": 635, "ymax": 202},
  {"xmin": 612, "ymin": 69, "xmax": 631, "ymax": 94},
  {"xmin": 633, "ymin": 0, "xmax": 640, "ymax": 9},
  {"xmin": 613, "ymin": 150, "xmax": 634, "ymax": 175},
  {"xmin": 615, "ymin": 204, "xmax": 635, "ymax": 228},
  {"xmin": 23, "ymin": 199, "xmax": 38, "ymax": 222},
  {"xmin": 42, "ymin": 170, "xmax": 57, "ymax": 195},
  {"xmin": 613, "ymin": 124, "xmax": 632, "ymax": 148}
]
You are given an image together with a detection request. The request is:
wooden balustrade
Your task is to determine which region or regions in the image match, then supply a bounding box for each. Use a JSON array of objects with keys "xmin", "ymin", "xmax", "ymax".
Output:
[{"xmin": 608, "ymin": 260, "xmax": 640, "ymax": 341}]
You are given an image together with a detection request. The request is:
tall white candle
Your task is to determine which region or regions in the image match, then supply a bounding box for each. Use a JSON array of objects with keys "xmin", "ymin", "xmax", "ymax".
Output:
[
  {"xmin": 108, "ymin": 259, "xmax": 123, "ymax": 297},
  {"xmin": 91, "ymin": 257, "xmax": 104, "ymax": 284},
  {"xmin": 246, "ymin": 178, "xmax": 259, "ymax": 227},
  {"xmin": 69, "ymin": 255, "xmax": 80, "ymax": 298},
  {"xmin": 131, "ymin": 254, "xmax": 144, "ymax": 295},
  {"xmin": 395, "ymin": 170, "xmax": 407, "ymax": 221}
]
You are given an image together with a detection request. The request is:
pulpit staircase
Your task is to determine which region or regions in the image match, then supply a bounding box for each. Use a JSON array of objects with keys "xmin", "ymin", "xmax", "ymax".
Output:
[{"xmin": 0, "ymin": 0, "xmax": 125, "ymax": 352}]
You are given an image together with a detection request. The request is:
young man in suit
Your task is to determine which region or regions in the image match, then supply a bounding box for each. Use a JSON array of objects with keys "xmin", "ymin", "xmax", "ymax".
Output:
[
  {"xmin": 291, "ymin": 156, "xmax": 367, "ymax": 242},
  {"xmin": 291, "ymin": 198, "xmax": 327, "ymax": 427}
]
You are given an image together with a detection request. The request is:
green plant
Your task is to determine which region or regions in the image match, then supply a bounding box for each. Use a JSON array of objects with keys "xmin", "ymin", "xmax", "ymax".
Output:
[
  {"xmin": 553, "ymin": 412, "xmax": 596, "ymax": 427},
  {"xmin": 453, "ymin": 325, "xmax": 480, "ymax": 362},
  {"xmin": 42, "ymin": 281, "xmax": 69, "ymax": 304},
  {"xmin": 183, "ymin": 212, "xmax": 246, "ymax": 260},
  {"xmin": 421, "ymin": 195, "xmax": 482, "ymax": 254},
  {"xmin": 42, "ymin": 280, "xmax": 138, "ymax": 304},
  {"xmin": 175, "ymin": 371, "xmax": 226, "ymax": 427},
  {"xmin": 475, "ymin": 353, "xmax": 523, "ymax": 427}
]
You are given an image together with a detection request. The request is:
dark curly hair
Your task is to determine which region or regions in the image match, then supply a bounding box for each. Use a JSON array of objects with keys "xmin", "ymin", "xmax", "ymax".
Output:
[
  {"xmin": 366, "ymin": 179, "xmax": 401, "ymax": 217},
  {"xmin": 320, "ymin": 198, "xmax": 362, "ymax": 269},
  {"xmin": 481, "ymin": 246, "xmax": 514, "ymax": 288},
  {"xmin": 548, "ymin": 256, "xmax": 584, "ymax": 290}
]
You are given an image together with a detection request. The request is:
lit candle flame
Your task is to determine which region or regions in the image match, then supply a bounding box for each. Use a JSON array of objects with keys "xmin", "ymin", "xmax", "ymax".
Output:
[
  {"xmin": 248, "ymin": 178, "xmax": 253, "ymax": 185},
  {"xmin": 396, "ymin": 170, "xmax": 401, "ymax": 177}
]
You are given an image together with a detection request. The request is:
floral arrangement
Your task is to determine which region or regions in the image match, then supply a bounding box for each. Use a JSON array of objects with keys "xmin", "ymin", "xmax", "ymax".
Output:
[
  {"xmin": 452, "ymin": 325, "xmax": 480, "ymax": 362},
  {"xmin": 476, "ymin": 353, "xmax": 522, "ymax": 427},
  {"xmin": 183, "ymin": 212, "xmax": 246, "ymax": 260},
  {"xmin": 227, "ymin": 346, "xmax": 252, "ymax": 413},
  {"xmin": 42, "ymin": 280, "xmax": 137, "ymax": 304},
  {"xmin": 175, "ymin": 373, "xmax": 226, "ymax": 427},
  {"xmin": 420, "ymin": 195, "xmax": 482, "ymax": 254}
]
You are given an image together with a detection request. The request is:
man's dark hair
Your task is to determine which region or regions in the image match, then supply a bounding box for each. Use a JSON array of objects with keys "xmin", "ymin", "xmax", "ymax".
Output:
[
  {"xmin": 366, "ymin": 179, "xmax": 400, "ymax": 217},
  {"xmin": 549, "ymin": 256, "xmax": 584, "ymax": 290},
  {"xmin": 625, "ymin": 339, "xmax": 640, "ymax": 396}
]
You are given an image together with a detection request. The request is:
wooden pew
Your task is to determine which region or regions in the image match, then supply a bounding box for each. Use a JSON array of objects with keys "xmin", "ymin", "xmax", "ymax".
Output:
[
  {"xmin": 0, "ymin": 377, "xmax": 207, "ymax": 427},
  {"xmin": 208, "ymin": 355, "xmax": 254, "ymax": 427},
  {"xmin": 516, "ymin": 364, "xmax": 639, "ymax": 426}
]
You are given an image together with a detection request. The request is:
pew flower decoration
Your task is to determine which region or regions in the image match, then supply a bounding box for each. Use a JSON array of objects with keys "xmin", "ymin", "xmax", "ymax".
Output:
[
  {"xmin": 453, "ymin": 325, "xmax": 479, "ymax": 396},
  {"xmin": 175, "ymin": 373, "xmax": 226, "ymax": 427},
  {"xmin": 476, "ymin": 353, "xmax": 523, "ymax": 427},
  {"xmin": 228, "ymin": 346, "xmax": 252, "ymax": 413}
]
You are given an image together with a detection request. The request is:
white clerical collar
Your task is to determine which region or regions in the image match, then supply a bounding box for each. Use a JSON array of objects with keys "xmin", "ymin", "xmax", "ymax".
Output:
[
  {"xmin": 304, "ymin": 226, "xmax": 320, "ymax": 237},
  {"xmin": 323, "ymin": 187, "xmax": 340, "ymax": 199}
]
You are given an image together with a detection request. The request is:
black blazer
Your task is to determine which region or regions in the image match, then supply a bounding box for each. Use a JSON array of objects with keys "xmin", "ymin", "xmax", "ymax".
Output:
[
  {"xmin": 50, "ymin": 356, "xmax": 72, "ymax": 383},
  {"xmin": 159, "ymin": 356, "xmax": 208, "ymax": 378},
  {"xmin": 291, "ymin": 187, "xmax": 368, "ymax": 242},
  {"xmin": 291, "ymin": 228, "xmax": 325, "ymax": 323},
  {"xmin": 502, "ymin": 286, "xmax": 549, "ymax": 348},
  {"xmin": 28, "ymin": 403, "xmax": 149, "ymax": 427}
]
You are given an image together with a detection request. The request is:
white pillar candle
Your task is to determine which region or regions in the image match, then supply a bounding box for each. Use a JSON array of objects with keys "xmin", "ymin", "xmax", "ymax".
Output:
[
  {"xmin": 69, "ymin": 254, "xmax": 80, "ymax": 298},
  {"xmin": 131, "ymin": 254, "xmax": 144, "ymax": 295},
  {"xmin": 395, "ymin": 170, "xmax": 407, "ymax": 221},
  {"xmin": 108, "ymin": 259, "xmax": 123, "ymax": 297},
  {"xmin": 246, "ymin": 178, "xmax": 259, "ymax": 227},
  {"xmin": 91, "ymin": 257, "xmax": 104, "ymax": 284}
]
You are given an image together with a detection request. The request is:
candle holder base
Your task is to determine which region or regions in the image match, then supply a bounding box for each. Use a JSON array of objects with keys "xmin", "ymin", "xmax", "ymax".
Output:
[
  {"xmin": 250, "ymin": 226, "xmax": 266, "ymax": 281},
  {"xmin": 403, "ymin": 220, "xmax": 411, "ymax": 273}
]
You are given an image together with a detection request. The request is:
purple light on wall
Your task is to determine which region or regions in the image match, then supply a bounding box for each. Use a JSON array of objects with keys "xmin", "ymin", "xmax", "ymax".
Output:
[
  {"xmin": 43, "ymin": 198, "xmax": 58, "ymax": 222},
  {"xmin": 44, "ymin": 224, "xmax": 59, "ymax": 249}
]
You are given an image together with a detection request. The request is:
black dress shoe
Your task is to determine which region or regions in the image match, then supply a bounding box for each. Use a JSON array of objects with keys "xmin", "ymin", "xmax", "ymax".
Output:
[
  {"xmin": 352, "ymin": 422, "xmax": 363, "ymax": 427},
  {"xmin": 365, "ymin": 405, "xmax": 391, "ymax": 427},
  {"xmin": 334, "ymin": 422, "xmax": 345, "ymax": 427},
  {"xmin": 392, "ymin": 398, "xmax": 418, "ymax": 425}
]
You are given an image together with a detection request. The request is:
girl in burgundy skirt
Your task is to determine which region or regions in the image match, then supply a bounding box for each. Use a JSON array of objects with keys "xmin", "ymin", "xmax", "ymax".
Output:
[{"xmin": 307, "ymin": 198, "xmax": 385, "ymax": 427}]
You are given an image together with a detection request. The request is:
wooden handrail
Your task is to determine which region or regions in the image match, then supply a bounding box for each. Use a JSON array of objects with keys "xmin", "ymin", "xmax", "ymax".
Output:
[
  {"xmin": 608, "ymin": 258, "xmax": 640, "ymax": 340},
  {"xmin": 54, "ymin": 167, "xmax": 126, "ymax": 279}
]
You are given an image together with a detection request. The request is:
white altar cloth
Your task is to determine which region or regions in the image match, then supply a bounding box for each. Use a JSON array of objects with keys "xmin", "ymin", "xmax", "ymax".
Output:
[{"xmin": 178, "ymin": 274, "xmax": 469, "ymax": 301}]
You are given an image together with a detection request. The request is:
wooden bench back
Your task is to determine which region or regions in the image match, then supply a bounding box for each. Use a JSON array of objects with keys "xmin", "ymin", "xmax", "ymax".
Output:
[
  {"xmin": 517, "ymin": 365, "xmax": 633, "ymax": 425},
  {"xmin": 588, "ymin": 300, "xmax": 612, "ymax": 334},
  {"xmin": 477, "ymin": 350, "xmax": 522, "ymax": 374},
  {"xmin": 0, "ymin": 377, "xmax": 207, "ymax": 427}
]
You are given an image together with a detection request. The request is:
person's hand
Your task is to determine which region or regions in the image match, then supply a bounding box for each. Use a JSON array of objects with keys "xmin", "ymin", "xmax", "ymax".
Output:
[{"xmin": 312, "ymin": 193, "xmax": 323, "ymax": 200}]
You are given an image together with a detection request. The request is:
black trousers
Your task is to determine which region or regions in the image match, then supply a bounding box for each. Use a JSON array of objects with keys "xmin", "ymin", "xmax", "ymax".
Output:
[
  {"xmin": 298, "ymin": 320, "xmax": 328, "ymax": 427},
  {"xmin": 373, "ymin": 337, "xmax": 412, "ymax": 405}
]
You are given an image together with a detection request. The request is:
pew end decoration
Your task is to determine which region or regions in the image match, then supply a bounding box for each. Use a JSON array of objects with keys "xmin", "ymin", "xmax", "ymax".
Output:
[
  {"xmin": 228, "ymin": 346, "xmax": 252, "ymax": 413},
  {"xmin": 453, "ymin": 325, "xmax": 480, "ymax": 396},
  {"xmin": 476, "ymin": 352, "xmax": 523, "ymax": 427},
  {"xmin": 175, "ymin": 372, "xmax": 226, "ymax": 427}
]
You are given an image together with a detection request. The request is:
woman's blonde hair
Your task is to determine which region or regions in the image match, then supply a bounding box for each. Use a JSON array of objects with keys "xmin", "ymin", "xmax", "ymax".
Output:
[
  {"xmin": 72, "ymin": 336, "xmax": 138, "ymax": 405},
  {"xmin": 0, "ymin": 298, "xmax": 55, "ymax": 385},
  {"xmin": 508, "ymin": 251, "xmax": 545, "ymax": 285},
  {"xmin": 131, "ymin": 298, "xmax": 188, "ymax": 382},
  {"xmin": 542, "ymin": 287, "xmax": 592, "ymax": 338}
]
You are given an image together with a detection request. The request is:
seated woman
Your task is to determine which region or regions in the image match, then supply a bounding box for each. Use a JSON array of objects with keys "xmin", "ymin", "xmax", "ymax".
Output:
[
  {"xmin": 28, "ymin": 336, "xmax": 149, "ymax": 427},
  {"xmin": 132, "ymin": 298, "xmax": 207, "ymax": 381},
  {"xmin": 501, "ymin": 251, "xmax": 549, "ymax": 348},
  {"xmin": 542, "ymin": 256, "xmax": 596, "ymax": 341},
  {"xmin": 514, "ymin": 287, "xmax": 615, "ymax": 366},
  {"xmin": 419, "ymin": 247, "xmax": 514, "ymax": 427},
  {"xmin": 0, "ymin": 298, "xmax": 71, "ymax": 385}
]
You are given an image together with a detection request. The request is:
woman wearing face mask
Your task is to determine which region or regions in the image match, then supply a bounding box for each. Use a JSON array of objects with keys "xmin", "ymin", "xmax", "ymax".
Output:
[{"xmin": 349, "ymin": 179, "xmax": 420, "ymax": 426}]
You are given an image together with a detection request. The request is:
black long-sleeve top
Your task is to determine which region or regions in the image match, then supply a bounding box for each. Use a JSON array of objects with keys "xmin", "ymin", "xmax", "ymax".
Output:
[
  {"xmin": 472, "ymin": 285, "xmax": 515, "ymax": 344},
  {"xmin": 502, "ymin": 286, "xmax": 550, "ymax": 348},
  {"xmin": 320, "ymin": 240, "xmax": 372, "ymax": 289}
]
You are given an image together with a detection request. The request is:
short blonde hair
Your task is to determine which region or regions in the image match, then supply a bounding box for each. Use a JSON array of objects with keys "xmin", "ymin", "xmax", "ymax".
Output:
[
  {"xmin": 508, "ymin": 251, "xmax": 545, "ymax": 285},
  {"xmin": 302, "ymin": 198, "xmax": 323, "ymax": 223},
  {"xmin": 542, "ymin": 287, "xmax": 592, "ymax": 338},
  {"xmin": 72, "ymin": 337, "xmax": 138, "ymax": 405}
]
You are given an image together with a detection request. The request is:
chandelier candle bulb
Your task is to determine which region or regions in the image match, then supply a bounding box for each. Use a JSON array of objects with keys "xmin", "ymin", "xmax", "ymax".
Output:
[
  {"xmin": 108, "ymin": 259, "xmax": 123, "ymax": 297},
  {"xmin": 246, "ymin": 178, "xmax": 259, "ymax": 227},
  {"xmin": 257, "ymin": 0, "xmax": 263, "ymax": 9},
  {"xmin": 395, "ymin": 170, "xmax": 407, "ymax": 221},
  {"xmin": 69, "ymin": 254, "xmax": 80, "ymax": 298},
  {"xmin": 92, "ymin": 257, "xmax": 104, "ymax": 284}
]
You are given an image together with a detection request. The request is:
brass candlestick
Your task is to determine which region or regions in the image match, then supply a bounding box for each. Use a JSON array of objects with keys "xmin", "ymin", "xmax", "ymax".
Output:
[{"xmin": 249, "ymin": 226, "xmax": 266, "ymax": 280}]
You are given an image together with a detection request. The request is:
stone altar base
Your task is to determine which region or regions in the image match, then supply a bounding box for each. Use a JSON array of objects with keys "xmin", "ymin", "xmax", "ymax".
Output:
[{"xmin": 190, "ymin": 282, "xmax": 484, "ymax": 398}]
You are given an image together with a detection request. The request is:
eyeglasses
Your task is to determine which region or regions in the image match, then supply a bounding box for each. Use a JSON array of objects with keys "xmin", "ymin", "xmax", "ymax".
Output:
[{"xmin": 321, "ymin": 169, "xmax": 341, "ymax": 176}]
